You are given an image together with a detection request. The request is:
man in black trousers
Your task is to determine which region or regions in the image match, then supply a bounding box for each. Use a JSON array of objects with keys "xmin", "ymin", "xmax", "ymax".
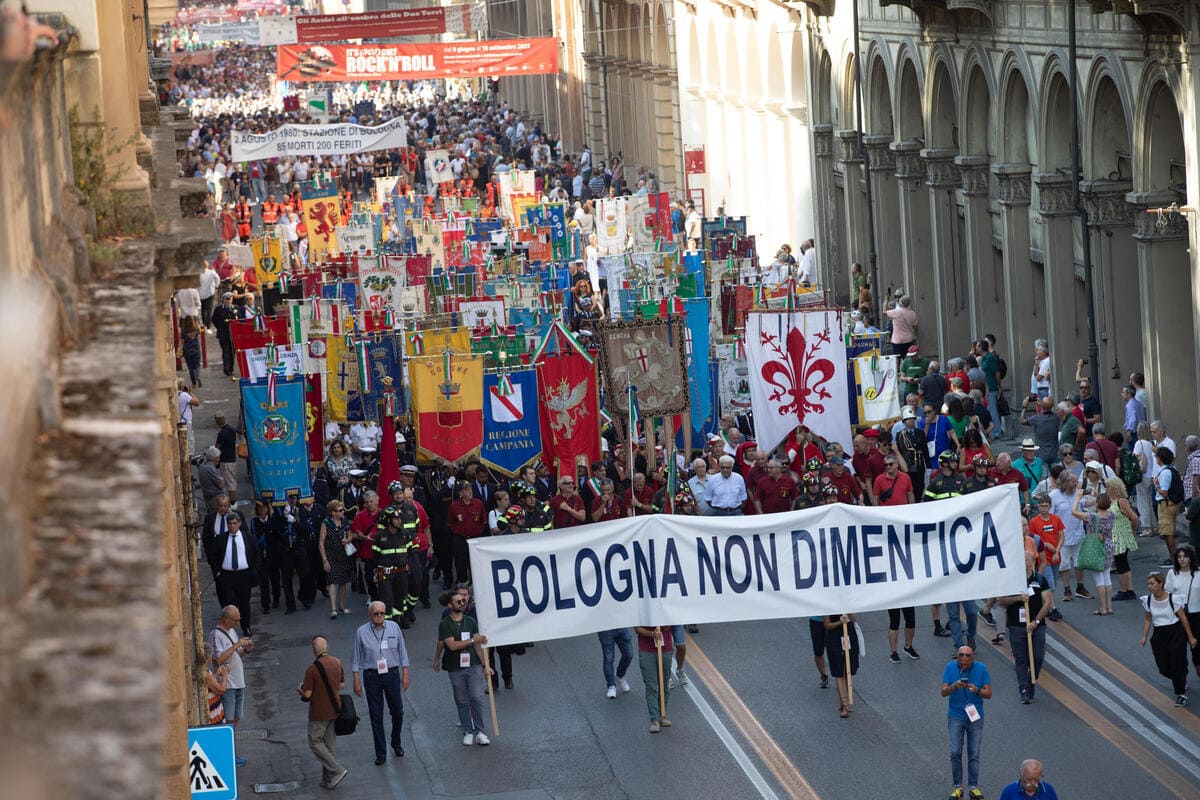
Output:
[{"xmin": 207, "ymin": 512, "xmax": 262, "ymax": 635}]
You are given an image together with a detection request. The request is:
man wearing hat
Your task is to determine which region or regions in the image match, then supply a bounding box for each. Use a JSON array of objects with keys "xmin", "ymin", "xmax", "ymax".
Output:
[
  {"xmin": 340, "ymin": 470, "xmax": 369, "ymax": 516},
  {"xmin": 895, "ymin": 406, "xmax": 931, "ymax": 499},
  {"xmin": 1013, "ymin": 440, "xmax": 1047, "ymax": 509},
  {"xmin": 794, "ymin": 472, "xmax": 823, "ymax": 510},
  {"xmin": 371, "ymin": 506, "xmax": 417, "ymax": 627},
  {"xmin": 398, "ymin": 464, "xmax": 429, "ymax": 508},
  {"xmin": 821, "ymin": 455, "xmax": 862, "ymax": 505},
  {"xmin": 961, "ymin": 455, "xmax": 996, "ymax": 495},
  {"xmin": 359, "ymin": 447, "xmax": 381, "ymax": 485},
  {"xmin": 211, "ymin": 291, "xmax": 239, "ymax": 379},
  {"xmin": 925, "ymin": 452, "xmax": 964, "ymax": 501}
]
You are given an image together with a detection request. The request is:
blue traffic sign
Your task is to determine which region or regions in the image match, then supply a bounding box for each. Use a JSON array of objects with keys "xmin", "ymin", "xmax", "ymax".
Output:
[{"xmin": 187, "ymin": 725, "xmax": 238, "ymax": 799}]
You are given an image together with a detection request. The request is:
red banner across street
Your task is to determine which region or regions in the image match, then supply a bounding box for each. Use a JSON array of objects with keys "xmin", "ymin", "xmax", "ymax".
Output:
[
  {"xmin": 295, "ymin": 8, "xmax": 448, "ymax": 42},
  {"xmin": 276, "ymin": 38, "xmax": 559, "ymax": 83}
]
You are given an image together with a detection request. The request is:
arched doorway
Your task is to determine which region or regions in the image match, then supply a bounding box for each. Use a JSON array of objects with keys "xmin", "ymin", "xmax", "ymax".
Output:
[
  {"xmin": 960, "ymin": 64, "xmax": 1003, "ymax": 339},
  {"xmin": 926, "ymin": 59, "xmax": 969, "ymax": 357},
  {"xmin": 1134, "ymin": 78, "xmax": 1196, "ymax": 431},
  {"xmin": 865, "ymin": 54, "xmax": 901, "ymax": 305},
  {"xmin": 893, "ymin": 55, "xmax": 932, "ymax": 323}
]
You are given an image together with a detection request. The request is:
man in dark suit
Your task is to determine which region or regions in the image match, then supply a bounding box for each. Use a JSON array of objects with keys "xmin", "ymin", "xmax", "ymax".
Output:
[
  {"xmin": 207, "ymin": 512, "xmax": 262, "ymax": 635},
  {"xmin": 472, "ymin": 465, "xmax": 497, "ymax": 507},
  {"xmin": 275, "ymin": 492, "xmax": 317, "ymax": 611},
  {"xmin": 202, "ymin": 494, "xmax": 236, "ymax": 582}
]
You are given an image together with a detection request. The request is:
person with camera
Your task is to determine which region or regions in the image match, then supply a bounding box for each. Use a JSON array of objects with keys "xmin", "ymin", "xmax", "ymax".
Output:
[
  {"xmin": 941, "ymin": 645, "xmax": 992, "ymax": 800},
  {"xmin": 1019, "ymin": 396, "xmax": 1061, "ymax": 467},
  {"xmin": 298, "ymin": 635, "xmax": 348, "ymax": 789}
]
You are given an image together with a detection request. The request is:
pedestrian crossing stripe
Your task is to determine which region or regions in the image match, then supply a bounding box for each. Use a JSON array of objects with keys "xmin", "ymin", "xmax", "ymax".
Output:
[{"xmin": 189, "ymin": 741, "xmax": 227, "ymax": 793}]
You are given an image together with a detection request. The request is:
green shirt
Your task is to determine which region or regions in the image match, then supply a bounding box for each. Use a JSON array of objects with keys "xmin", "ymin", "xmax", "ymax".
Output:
[
  {"xmin": 900, "ymin": 356, "xmax": 929, "ymax": 386},
  {"xmin": 438, "ymin": 614, "xmax": 481, "ymax": 671},
  {"xmin": 1059, "ymin": 415, "xmax": 1081, "ymax": 451},
  {"xmin": 980, "ymin": 352, "xmax": 1000, "ymax": 392}
]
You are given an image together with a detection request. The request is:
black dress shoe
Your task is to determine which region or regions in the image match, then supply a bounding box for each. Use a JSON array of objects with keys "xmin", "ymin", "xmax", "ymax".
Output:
[
  {"xmin": 374, "ymin": 756, "xmax": 386, "ymax": 766},
  {"xmin": 302, "ymin": 602, "xmax": 313, "ymax": 610},
  {"xmin": 393, "ymin": 745, "xmax": 404, "ymax": 757},
  {"xmin": 504, "ymin": 679, "xmax": 513, "ymax": 690}
]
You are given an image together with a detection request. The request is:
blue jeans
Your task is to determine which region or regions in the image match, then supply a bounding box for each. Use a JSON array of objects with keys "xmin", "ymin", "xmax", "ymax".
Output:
[
  {"xmin": 987, "ymin": 390, "xmax": 1003, "ymax": 435},
  {"xmin": 598, "ymin": 628, "xmax": 634, "ymax": 687},
  {"xmin": 447, "ymin": 664, "xmax": 489, "ymax": 735},
  {"xmin": 948, "ymin": 715, "xmax": 984, "ymax": 787},
  {"xmin": 363, "ymin": 668, "xmax": 404, "ymax": 757},
  {"xmin": 221, "ymin": 686, "xmax": 245, "ymax": 722},
  {"xmin": 945, "ymin": 599, "xmax": 978, "ymax": 648}
]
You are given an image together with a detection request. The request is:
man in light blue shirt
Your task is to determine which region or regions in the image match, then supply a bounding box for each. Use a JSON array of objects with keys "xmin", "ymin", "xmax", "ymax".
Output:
[
  {"xmin": 706, "ymin": 455, "xmax": 747, "ymax": 515},
  {"xmin": 688, "ymin": 459, "xmax": 713, "ymax": 515},
  {"xmin": 352, "ymin": 601, "xmax": 411, "ymax": 764}
]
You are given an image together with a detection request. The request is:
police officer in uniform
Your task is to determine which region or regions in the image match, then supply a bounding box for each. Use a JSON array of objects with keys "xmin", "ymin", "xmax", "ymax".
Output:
[
  {"xmin": 339, "ymin": 470, "xmax": 368, "ymax": 516},
  {"xmin": 960, "ymin": 454, "xmax": 996, "ymax": 494},
  {"xmin": 924, "ymin": 451, "xmax": 964, "ymax": 501},
  {"xmin": 371, "ymin": 506, "xmax": 416, "ymax": 628}
]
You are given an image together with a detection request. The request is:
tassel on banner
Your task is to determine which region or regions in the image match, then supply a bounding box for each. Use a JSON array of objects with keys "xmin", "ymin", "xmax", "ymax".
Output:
[
  {"xmin": 279, "ymin": 272, "xmax": 291, "ymax": 293},
  {"xmin": 735, "ymin": 334, "xmax": 745, "ymax": 360},
  {"xmin": 265, "ymin": 341, "xmax": 277, "ymax": 366},
  {"xmin": 384, "ymin": 388, "xmax": 396, "ymax": 416},
  {"xmin": 253, "ymin": 310, "xmax": 266, "ymax": 332},
  {"xmin": 310, "ymin": 295, "xmax": 321, "ymax": 321},
  {"xmin": 726, "ymin": 255, "xmax": 735, "ymax": 275},
  {"xmin": 267, "ymin": 370, "xmax": 278, "ymax": 407},
  {"xmin": 383, "ymin": 306, "xmax": 395, "ymax": 329},
  {"xmin": 497, "ymin": 371, "xmax": 514, "ymax": 397}
]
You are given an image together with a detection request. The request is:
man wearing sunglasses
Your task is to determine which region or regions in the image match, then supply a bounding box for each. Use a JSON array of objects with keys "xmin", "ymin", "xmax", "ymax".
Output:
[{"xmin": 940, "ymin": 646, "xmax": 992, "ymax": 800}]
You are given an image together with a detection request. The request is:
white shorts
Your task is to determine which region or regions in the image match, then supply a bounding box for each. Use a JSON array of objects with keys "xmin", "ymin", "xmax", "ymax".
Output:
[{"xmin": 1058, "ymin": 543, "xmax": 1081, "ymax": 572}]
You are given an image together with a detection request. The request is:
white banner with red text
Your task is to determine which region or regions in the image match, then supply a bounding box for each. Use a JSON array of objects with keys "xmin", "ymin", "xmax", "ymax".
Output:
[{"xmin": 469, "ymin": 485, "xmax": 1026, "ymax": 646}]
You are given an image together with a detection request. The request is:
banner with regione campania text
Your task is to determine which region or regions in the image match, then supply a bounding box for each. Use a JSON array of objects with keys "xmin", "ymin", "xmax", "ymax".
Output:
[
  {"xmin": 275, "ymin": 38, "xmax": 559, "ymax": 83},
  {"xmin": 469, "ymin": 485, "xmax": 1026, "ymax": 646},
  {"xmin": 231, "ymin": 118, "xmax": 408, "ymax": 162}
]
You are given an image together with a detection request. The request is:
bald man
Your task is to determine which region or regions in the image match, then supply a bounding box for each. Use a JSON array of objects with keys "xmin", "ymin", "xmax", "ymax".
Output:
[
  {"xmin": 998, "ymin": 759, "xmax": 1058, "ymax": 799},
  {"xmin": 299, "ymin": 635, "xmax": 348, "ymax": 788}
]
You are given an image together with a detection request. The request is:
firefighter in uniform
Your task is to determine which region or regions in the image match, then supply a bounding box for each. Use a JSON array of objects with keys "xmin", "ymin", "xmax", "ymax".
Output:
[
  {"xmin": 924, "ymin": 451, "xmax": 964, "ymax": 501},
  {"xmin": 793, "ymin": 472, "xmax": 823, "ymax": 510},
  {"xmin": 387, "ymin": 481, "xmax": 430, "ymax": 612},
  {"xmin": 371, "ymin": 506, "xmax": 416, "ymax": 627},
  {"xmin": 960, "ymin": 454, "xmax": 996, "ymax": 494},
  {"xmin": 514, "ymin": 482, "xmax": 552, "ymax": 532}
]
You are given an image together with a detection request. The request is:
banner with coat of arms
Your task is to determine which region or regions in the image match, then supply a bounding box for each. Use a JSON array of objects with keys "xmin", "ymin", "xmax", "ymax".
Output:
[
  {"xmin": 241, "ymin": 376, "xmax": 312, "ymax": 503},
  {"xmin": 300, "ymin": 184, "xmax": 341, "ymax": 259},
  {"xmin": 534, "ymin": 338, "xmax": 601, "ymax": 477},
  {"xmin": 251, "ymin": 236, "xmax": 286, "ymax": 287},
  {"xmin": 744, "ymin": 310, "xmax": 851, "ymax": 455},
  {"xmin": 325, "ymin": 333, "xmax": 358, "ymax": 422},
  {"xmin": 410, "ymin": 351, "xmax": 485, "ymax": 463},
  {"xmin": 855, "ymin": 354, "xmax": 901, "ymax": 424},
  {"xmin": 480, "ymin": 369, "xmax": 542, "ymax": 477},
  {"xmin": 597, "ymin": 318, "xmax": 690, "ymax": 418}
]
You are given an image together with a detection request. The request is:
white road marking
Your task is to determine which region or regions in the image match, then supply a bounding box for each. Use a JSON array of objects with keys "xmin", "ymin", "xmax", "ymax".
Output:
[{"xmin": 679, "ymin": 682, "xmax": 783, "ymax": 800}]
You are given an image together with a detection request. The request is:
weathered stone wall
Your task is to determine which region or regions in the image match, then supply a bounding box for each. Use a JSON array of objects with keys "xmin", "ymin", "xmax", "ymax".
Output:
[{"xmin": 0, "ymin": 15, "xmax": 216, "ymax": 800}]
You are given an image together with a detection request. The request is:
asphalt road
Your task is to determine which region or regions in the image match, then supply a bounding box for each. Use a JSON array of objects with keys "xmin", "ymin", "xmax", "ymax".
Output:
[{"xmin": 188, "ymin": 334, "xmax": 1196, "ymax": 800}]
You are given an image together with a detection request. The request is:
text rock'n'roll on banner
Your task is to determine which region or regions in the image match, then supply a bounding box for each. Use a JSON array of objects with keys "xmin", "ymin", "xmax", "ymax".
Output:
[
  {"xmin": 276, "ymin": 38, "xmax": 559, "ymax": 83},
  {"xmin": 242, "ymin": 376, "xmax": 312, "ymax": 503},
  {"xmin": 469, "ymin": 486, "xmax": 1026, "ymax": 647}
]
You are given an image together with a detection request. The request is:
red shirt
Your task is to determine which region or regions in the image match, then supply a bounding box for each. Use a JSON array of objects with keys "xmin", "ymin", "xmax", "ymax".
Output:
[
  {"xmin": 591, "ymin": 494, "xmax": 624, "ymax": 522},
  {"xmin": 1031, "ymin": 514, "xmax": 1065, "ymax": 566},
  {"xmin": 851, "ymin": 450, "xmax": 886, "ymax": 489},
  {"xmin": 637, "ymin": 626, "xmax": 674, "ymax": 653},
  {"xmin": 756, "ymin": 475, "xmax": 798, "ymax": 514},
  {"xmin": 447, "ymin": 497, "xmax": 487, "ymax": 537},
  {"xmin": 989, "ymin": 467, "xmax": 1029, "ymax": 495},
  {"xmin": 872, "ymin": 471, "xmax": 914, "ymax": 506},
  {"xmin": 823, "ymin": 469, "xmax": 862, "ymax": 504},
  {"xmin": 627, "ymin": 484, "xmax": 656, "ymax": 515},
  {"xmin": 551, "ymin": 493, "xmax": 586, "ymax": 528},
  {"xmin": 351, "ymin": 507, "xmax": 380, "ymax": 559}
]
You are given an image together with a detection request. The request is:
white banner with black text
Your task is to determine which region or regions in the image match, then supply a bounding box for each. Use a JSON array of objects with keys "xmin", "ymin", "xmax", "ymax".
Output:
[
  {"xmin": 469, "ymin": 485, "xmax": 1026, "ymax": 646},
  {"xmin": 231, "ymin": 118, "xmax": 409, "ymax": 162}
]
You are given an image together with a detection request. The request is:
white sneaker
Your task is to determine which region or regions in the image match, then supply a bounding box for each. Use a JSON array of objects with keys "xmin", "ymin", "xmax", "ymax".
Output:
[
  {"xmin": 617, "ymin": 677, "xmax": 631, "ymax": 693},
  {"xmin": 675, "ymin": 668, "xmax": 689, "ymax": 686},
  {"xmin": 474, "ymin": 732, "xmax": 490, "ymax": 745},
  {"xmin": 462, "ymin": 733, "xmax": 474, "ymax": 746},
  {"xmin": 606, "ymin": 685, "xmax": 617, "ymax": 699},
  {"xmin": 668, "ymin": 674, "xmax": 677, "ymax": 690}
]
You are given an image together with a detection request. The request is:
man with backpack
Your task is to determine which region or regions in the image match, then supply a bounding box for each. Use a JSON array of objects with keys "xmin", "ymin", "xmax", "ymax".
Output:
[{"xmin": 1154, "ymin": 447, "xmax": 1185, "ymax": 567}]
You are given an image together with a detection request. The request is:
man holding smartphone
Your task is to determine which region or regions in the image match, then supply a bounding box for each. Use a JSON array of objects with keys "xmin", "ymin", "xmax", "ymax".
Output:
[{"xmin": 940, "ymin": 646, "xmax": 993, "ymax": 800}]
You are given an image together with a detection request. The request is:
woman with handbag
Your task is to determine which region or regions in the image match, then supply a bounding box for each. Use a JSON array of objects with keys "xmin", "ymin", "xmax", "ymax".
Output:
[
  {"xmin": 1071, "ymin": 486, "xmax": 1115, "ymax": 615},
  {"xmin": 1164, "ymin": 545, "xmax": 1200, "ymax": 676},
  {"xmin": 1139, "ymin": 572, "xmax": 1198, "ymax": 706},
  {"xmin": 1105, "ymin": 478, "xmax": 1141, "ymax": 601},
  {"xmin": 320, "ymin": 501, "xmax": 355, "ymax": 619}
]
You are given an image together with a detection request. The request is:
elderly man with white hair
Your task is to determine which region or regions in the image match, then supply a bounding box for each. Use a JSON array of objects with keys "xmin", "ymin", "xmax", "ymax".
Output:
[
  {"xmin": 688, "ymin": 459, "xmax": 712, "ymax": 515},
  {"xmin": 705, "ymin": 455, "xmax": 747, "ymax": 516}
]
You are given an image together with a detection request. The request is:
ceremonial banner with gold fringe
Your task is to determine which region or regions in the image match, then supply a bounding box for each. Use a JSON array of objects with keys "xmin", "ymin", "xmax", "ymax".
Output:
[
  {"xmin": 301, "ymin": 184, "xmax": 341, "ymax": 258},
  {"xmin": 597, "ymin": 318, "xmax": 690, "ymax": 418},
  {"xmin": 413, "ymin": 219, "xmax": 445, "ymax": 272},
  {"xmin": 480, "ymin": 369, "xmax": 542, "ymax": 477},
  {"xmin": 241, "ymin": 375, "xmax": 312, "ymax": 503},
  {"xmin": 252, "ymin": 235, "xmax": 286, "ymax": 287},
  {"xmin": 403, "ymin": 326, "xmax": 469, "ymax": 357},
  {"xmin": 410, "ymin": 351, "xmax": 484, "ymax": 463},
  {"xmin": 325, "ymin": 333, "xmax": 358, "ymax": 422},
  {"xmin": 305, "ymin": 373, "xmax": 325, "ymax": 464}
]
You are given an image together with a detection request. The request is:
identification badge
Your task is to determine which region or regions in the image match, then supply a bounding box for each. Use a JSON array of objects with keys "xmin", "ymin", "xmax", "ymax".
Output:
[
  {"xmin": 1018, "ymin": 607, "xmax": 1027, "ymax": 623},
  {"xmin": 459, "ymin": 652, "xmax": 471, "ymax": 668},
  {"xmin": 1027, "ymin": 585, "xmax": 1037, "ymax": 596},
  {"xmin": 381, "ymin": 639, "xmax": 390, "ymax": 651},
  {"xmin": 842, "ymin": 637, "xmax": 850, "ymax": 649},
  {"xmin": 964, "ymin": 703, "xmax": 981, "ymax": 723},
  {"xmin": 376, "ymin": 658, "xmax": 388, "ymax": 673}
]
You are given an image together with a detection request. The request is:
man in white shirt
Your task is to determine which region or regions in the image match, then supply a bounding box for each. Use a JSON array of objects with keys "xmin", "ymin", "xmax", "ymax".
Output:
[
  {"xmin": 176, "ymin": 286, "xmax": 201, "ymax": 321},
  {"xmin": 199, "ymin": 264, "xmax": 220, "ymax": 331},
  {"xmin": 685, "ymin": 202, "xmax": 702, "ymax": 250},
  {"xmin": 349, "ymin": 420, "xmax": 382, "ymax": 454},
  {"xmin": 706, "ymin": 456, "xmax": 747, "ymax": 515},
  {"xmin": 209, "ymin": 605, "xmax": 254, "ymax": 754},
  {"xmin": 798, "ymin": 239, "xmax": 817, "ymax": 284}
]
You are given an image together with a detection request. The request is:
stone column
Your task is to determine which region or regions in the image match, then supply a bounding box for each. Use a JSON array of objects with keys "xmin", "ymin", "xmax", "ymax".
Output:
[
  {"xmin": 993, "ymin": 164, "xmax": 1036, "ymax": 397},
  {"xmin": 864, "ymin": 134, "xmax": 899, "ymax": 298},
  {"xmin": 1080, "ymin": 180, "xmax": 1137, "ymax": 426},
  {"xmin": 956, "ymin": 155, "xmax": 1001, "ymax": 338},
  {"xmin": 892, "ymin": 141, "xmax": 932, "ymax": 316},
  {"xmin": 837, "ymin": 129, "xmax": 868, "ymax": 300},
  {"xmin": 1033, "ymin": 172, "xmax": 1083, "ymax": 399},
  {"xmin": 581, "ymin": 54, "xmax": 611, "ymax": 154},
  {"xmin": 923, "ymin": 148, "xmax": 966, "ymax": 358},
  {"xmin": 812, "ymin": 125, "xmax": 838, "ymax": 292},
  {"xmin": 651, "ymin": 68, "xmax": 681, "ymax": 189},
  {"xmin": 1129, "ymin": 191, "xmax": 1198, "ymax": 432}
]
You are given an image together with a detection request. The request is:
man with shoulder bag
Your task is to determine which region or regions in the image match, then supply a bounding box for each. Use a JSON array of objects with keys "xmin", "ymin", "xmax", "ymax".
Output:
[{"xmin": 298, "ymin": 635, "xmax": 350, "ymax": 789}]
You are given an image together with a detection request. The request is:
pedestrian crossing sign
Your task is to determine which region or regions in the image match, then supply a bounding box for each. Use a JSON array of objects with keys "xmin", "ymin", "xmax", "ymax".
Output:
[{"xmin": 187, "ymin": 725, "xmax": 238, "ymax": 799}]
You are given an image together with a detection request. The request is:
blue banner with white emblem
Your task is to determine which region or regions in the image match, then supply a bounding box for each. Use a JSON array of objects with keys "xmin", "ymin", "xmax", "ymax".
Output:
[
  {"xmin": 480, "ymin": 369, "xmax": 542, "ymax": 478},
  {"xmin": 241, "ymin": 376, "xmax": 312, "ymax": 505}
]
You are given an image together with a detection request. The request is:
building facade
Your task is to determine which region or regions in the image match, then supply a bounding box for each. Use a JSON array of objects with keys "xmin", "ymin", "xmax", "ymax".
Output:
[{"xmin": 806, "ymin": 0, "xmax": 1200, "ymax": 436}]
